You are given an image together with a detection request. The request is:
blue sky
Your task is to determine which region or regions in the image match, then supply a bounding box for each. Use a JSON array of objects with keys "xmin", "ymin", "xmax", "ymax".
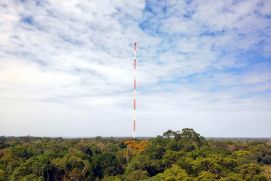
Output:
[{"xmin": 0, "ymin": 0, "xmax": 271, "ymax": 137}]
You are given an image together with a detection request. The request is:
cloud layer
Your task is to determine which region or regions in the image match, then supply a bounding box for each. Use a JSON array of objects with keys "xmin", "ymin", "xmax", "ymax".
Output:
[{"xmin": 0, "ymin": 0, "xmax": 271, "ymax": 137}]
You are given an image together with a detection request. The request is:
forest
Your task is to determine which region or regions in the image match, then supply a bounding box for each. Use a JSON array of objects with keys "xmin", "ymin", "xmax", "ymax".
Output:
[{"xmin": 0, "ymin": 128, "xmax": 270, "ymax": 181}]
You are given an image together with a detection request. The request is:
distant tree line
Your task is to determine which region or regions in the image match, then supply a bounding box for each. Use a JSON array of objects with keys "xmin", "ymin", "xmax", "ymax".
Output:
[{"xmin": 0, "ymin": 128, "xmax": 270, "ymax": 180}]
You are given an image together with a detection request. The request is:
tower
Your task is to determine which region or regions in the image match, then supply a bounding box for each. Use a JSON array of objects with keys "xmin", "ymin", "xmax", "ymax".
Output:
[{"xmin": 133, "ymin": 42, "xmax": 137, "ymax": 138}]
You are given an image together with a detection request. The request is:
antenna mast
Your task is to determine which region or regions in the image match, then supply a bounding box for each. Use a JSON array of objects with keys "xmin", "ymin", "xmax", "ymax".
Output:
[{"xmin": 133, "ymin": 42, "xmax": 137, "ymax": 138}]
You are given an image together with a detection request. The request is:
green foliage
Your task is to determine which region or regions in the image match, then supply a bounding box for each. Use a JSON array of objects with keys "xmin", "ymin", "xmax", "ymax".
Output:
[
  {"xmin": 92, "ymin": 153, "xmax": 123, "ymax": 177},
  {"xmin": 52, "ymin": 151, "xmax": 92, "ymax": 180},
  {"xmin": 125, "ymin": 170, "xmax": 149, "ymax": 181},
  {"xmin": 0, "ymin": 129, "xmax": 269, "ymax": 180},
  {"xmin": 149, "ymin": 164, "xmax": 192, "ymax": 181},
  {"xmin": 197, "ymin": 171, "xmax": 217, "ymax": 181},
  {"xmin": 238, "ymin": 164, "xmax": 267, "ymax": 180},
  {"xmin": 102, "ymin": 175, "xmax": 122, "ymax": 181},
  {"xmin": 0, "ymin": 170, "xmax": 5, "ymax": 181}
]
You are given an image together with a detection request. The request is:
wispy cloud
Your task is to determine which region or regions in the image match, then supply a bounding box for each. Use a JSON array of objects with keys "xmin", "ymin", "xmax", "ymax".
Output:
[{"xmin": 0, "ymin": 0, "xmax": 270, "ymax": 137}]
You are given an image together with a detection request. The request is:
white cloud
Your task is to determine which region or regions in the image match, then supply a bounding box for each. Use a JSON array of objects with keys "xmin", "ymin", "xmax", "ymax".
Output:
[{"xmin": 0, "ymin": 0, "xmax": 270, "ymax": 137}]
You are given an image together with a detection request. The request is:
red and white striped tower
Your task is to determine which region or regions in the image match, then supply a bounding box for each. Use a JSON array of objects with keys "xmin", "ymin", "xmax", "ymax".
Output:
[{"xmin": 133, "ymin": 42, "xmax": 137, "ymax": 138}]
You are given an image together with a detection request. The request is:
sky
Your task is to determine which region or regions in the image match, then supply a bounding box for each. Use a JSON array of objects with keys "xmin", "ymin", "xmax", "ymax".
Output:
[{"xmin": 0, "ymin": 0, "xmax": 271, "ymax": 137}]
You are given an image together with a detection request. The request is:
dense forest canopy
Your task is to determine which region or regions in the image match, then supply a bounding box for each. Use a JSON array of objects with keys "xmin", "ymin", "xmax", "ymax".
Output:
[{"xmin": 0, "ymin": 128, "xmax": 270, "ymax": 181}]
